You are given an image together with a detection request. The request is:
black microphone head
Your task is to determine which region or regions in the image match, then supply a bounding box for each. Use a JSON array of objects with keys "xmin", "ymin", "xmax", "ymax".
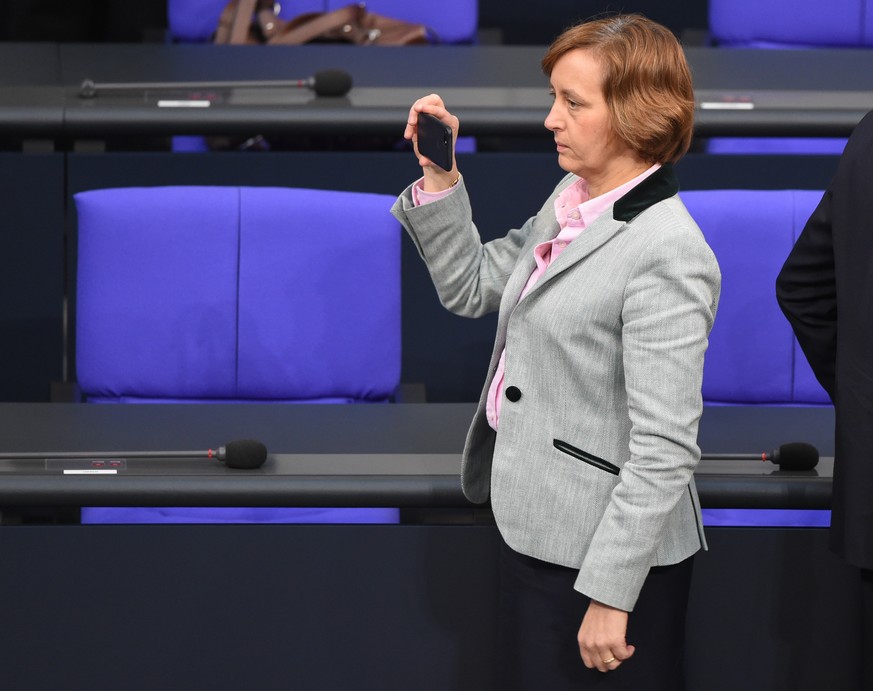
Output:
[
  {"xmin": 221, "ymin": 439, "xmax": 268, "ymax": 469},
  {"xmin": 311, "ymin": 68, "xmax": 353, "ymax": 97},
  {"xmin": 771, "ymin": 442, "xmax": 819, "ymax": 471}
]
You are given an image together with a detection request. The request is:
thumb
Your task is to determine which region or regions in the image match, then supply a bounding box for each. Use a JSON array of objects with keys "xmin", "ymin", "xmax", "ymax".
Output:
[{"xmin": 616, "ymin": 643, "xmax": 636, "ymax": 661}]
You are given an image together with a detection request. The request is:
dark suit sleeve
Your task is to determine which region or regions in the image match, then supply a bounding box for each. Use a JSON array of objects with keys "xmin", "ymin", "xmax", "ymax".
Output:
[{"xmin": 775, "ymin": 190, "xmax": 837, "ymax": 399}]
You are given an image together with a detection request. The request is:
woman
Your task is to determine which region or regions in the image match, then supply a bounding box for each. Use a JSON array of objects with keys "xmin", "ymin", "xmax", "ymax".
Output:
[{"xmin": 392, "ymin": 14, "xmax": 720, "ymax": 690}]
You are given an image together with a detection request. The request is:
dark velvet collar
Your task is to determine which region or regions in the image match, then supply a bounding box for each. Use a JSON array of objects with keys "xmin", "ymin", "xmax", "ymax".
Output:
[{"xmin": 612, "ymin": 163, "xmax": 679, "ymax": 222}]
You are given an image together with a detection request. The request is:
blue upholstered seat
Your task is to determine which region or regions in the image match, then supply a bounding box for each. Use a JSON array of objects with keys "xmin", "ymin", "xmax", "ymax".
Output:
[
  {"xmin": 74, "ymin": 185, "xmax": 402, "ymax": 523},
  {"xmin": 679, "ymin": 189, "xmax": 830, "ymax": 406}
]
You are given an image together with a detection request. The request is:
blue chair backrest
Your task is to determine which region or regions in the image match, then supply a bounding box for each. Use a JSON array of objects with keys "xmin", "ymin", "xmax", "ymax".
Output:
[
  {"xmin": 679, "ymin": 189, "xmax": 831, "ymax": 406},
  {"xmin": 709, "ymin": 0, "xmax": 873, "ymax": 47},
  {"xmin": 167, "ymin": 0, "xmax": 479, "ymax": 44},
  {"xmin": 74, "ymin": 185, "xmax": 401, "ymax": 403}
]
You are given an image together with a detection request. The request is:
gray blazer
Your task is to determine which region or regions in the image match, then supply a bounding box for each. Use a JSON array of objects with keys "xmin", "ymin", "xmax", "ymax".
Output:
[{"xmin": 392, "ymin": 165, "xmax": 721, "ymax": 611}]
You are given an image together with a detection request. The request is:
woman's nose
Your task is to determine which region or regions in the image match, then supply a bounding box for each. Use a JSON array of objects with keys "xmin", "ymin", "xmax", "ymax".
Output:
[{"xmin": 544, "ymin": 103, "xmax": 560, "ymax": 131}]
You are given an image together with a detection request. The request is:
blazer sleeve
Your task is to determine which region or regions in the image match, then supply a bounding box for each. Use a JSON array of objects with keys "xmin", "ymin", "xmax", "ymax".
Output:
[
  {"xmin": 575, "ymin": 218, "xmax": 721, "ymax": 610},
  {"xmin": 391, "ymin": 176, "xmax": 572, "ymax": 318},
  {"xmin": 775, "ymin": 191, "xmax": 837, "ymax": 399}
]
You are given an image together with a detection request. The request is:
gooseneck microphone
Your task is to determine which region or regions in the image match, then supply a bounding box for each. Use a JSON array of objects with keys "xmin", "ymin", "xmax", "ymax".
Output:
[
  {"xmin": 301, "ymin": 68, "xmax": 353, "ymax": 97},
  {"xmin": 703, "ymin": 442, "xmax": 819, "ymax": 471},
  {"xmin": 0, "ymin": 439, "xmax": 268, "ymax": 470},
  {"xmin": 78, "ymin": 68, "xmax": 353, "ymax": 98}
]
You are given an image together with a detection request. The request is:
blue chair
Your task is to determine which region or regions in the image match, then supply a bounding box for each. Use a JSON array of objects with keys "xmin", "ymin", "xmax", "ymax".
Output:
[
  {"xmin": 74, "ymin": 185, "xmax": 402, "ymax": 523},
  {"xmin": 705, "ymin": 0, "xmax": 864, "ymax": 154},
  {"xmin": 681, "ymin": 188, "xmax": 831, "ymax": 528},
  {"xmin": 680, "ymin": 188, "xmax": 830, "ymax": 406}
]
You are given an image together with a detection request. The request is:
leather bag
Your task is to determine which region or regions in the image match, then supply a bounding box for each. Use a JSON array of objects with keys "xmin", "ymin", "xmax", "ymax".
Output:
[{"xmin": 215, "ymin": 0, "xmax": 432, "ymax": 46}]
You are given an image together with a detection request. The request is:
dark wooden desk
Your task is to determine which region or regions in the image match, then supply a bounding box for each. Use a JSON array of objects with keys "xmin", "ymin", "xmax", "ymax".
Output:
[
  {"xmin": 2, "ymin": 43, "xmax": 873, "ymax": 144},
  {"xmin": 0, "ymin": 402, "xmax": 835, "ymax": 510}
]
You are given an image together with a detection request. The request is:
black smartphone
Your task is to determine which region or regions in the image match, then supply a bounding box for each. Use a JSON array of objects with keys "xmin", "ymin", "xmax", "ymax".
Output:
[{"xmin": 416, "ymin": 112, "xmax": 454, "ymax": 171}]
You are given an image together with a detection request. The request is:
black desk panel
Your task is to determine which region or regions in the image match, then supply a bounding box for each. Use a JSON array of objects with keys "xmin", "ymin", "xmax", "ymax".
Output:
[
  {"xmin": 0, "ymin": 153, "xmax": 65, "ymax": 402},
  {"xmin": 0, "ymin": 523, "xmax": 503, "ymax": 691}
]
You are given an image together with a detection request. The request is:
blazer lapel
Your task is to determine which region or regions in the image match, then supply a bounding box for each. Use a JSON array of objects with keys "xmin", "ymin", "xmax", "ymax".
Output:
[
  {"xmin": 492, "ymin": 214, "xmax": 558, "ymax": 345},
  {"xmin": 496, "ymin": 176, "xmax": 578, "ymax": 322},
  {"xmin": 520, "ymin": 164, "xmax": 680, "ymax": 298},
  {"xmin": 521, "ymin": 214, "xmax": 625, "ymax": 298}
]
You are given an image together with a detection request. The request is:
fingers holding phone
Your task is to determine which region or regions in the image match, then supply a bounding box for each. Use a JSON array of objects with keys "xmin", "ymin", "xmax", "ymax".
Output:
[
  {"xmin": 405, "ymin": 95, "xmax": 460, "ymax": 190},
  {"xmin": 404, "ymin": 94, "xmax": 457, "ymax": 141}
]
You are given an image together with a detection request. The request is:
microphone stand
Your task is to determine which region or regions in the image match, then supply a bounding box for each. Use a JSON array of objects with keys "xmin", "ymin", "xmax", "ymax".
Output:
[
  {"xmin": 79, "ymin": 78, "xmax": 317, "ymax": 98},
  {"xmin": 702, "ymin": 453, "xmax": 769, "ymax": 461},
  {"xmin": 0, "ymin": 450, "xmax": 214, "ymax": 459}
]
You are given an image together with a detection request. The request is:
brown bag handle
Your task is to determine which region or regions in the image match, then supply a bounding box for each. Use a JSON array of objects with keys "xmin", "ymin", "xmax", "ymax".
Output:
[
  {"xmin": 215, "ymin": 0, "xmax": 253, "ymax": 44},
  {"xmin": 215, "ymin": 0, "xmax": 278, "ymax": 44},
  {"xmin": 267, "ymin": 5, "xmax": 364, "ymax": 45}
]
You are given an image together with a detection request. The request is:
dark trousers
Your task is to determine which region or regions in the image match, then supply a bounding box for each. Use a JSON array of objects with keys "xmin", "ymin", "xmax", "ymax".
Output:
[{"xmin": 496, "ymin": 538, "xmax": 694, "ymax": 691}]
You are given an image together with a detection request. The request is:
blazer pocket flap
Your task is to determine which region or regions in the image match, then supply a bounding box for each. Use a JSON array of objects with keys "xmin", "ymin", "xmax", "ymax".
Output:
[{"xmin": 553, "ymin": 439, "xmax": 620, "ymax": 475}]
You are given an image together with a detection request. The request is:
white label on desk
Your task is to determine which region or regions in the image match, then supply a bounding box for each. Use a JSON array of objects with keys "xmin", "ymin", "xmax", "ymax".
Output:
[
  {"xmin": 157, "ymin": 100, "xmax": 211, "ymax": 108},
  {"xmin": 699, "ymin": 101, "xmax": 755, "ymax": 110},
  {"xmin": 63, "ymin": 469, "xmax": 118, "ymax": 475}
]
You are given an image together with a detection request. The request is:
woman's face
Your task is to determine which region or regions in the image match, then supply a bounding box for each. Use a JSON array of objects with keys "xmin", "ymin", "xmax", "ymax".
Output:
[{"xmin": 544, "ymin": 49, "xmax": 642, "ymax": 194}]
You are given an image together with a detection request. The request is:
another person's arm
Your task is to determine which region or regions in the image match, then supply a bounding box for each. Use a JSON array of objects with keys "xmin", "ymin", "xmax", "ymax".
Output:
[{"xmin": 775, "ymin": 192, "xmax": 837, "ymax": 399}]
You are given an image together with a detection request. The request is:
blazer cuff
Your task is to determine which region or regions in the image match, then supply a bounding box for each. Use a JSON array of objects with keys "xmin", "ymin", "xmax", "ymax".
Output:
[{"xmin": 574, "ymin": 549, "xmax": 649, "ymax": 612}]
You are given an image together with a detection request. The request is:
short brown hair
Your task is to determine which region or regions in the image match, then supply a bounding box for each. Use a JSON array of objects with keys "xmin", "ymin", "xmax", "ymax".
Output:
[{"xmin": 542, "ymin": 14, "xmax": 694, "ymax": 164}]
